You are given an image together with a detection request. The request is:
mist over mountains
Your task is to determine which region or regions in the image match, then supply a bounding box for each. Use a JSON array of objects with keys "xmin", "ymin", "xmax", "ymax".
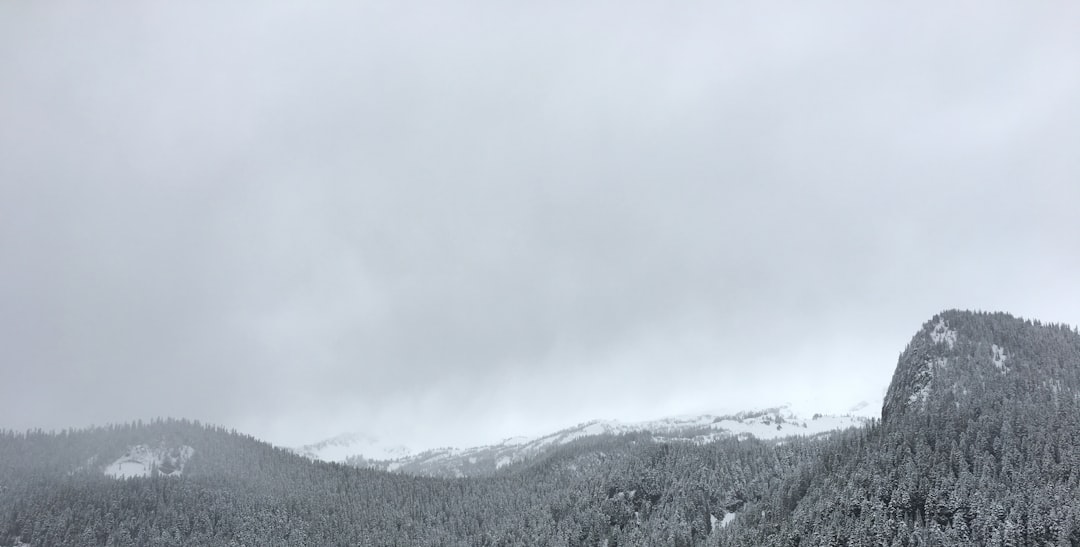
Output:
[
  {"xmin": 4, "ymin": 0, "xmax": 1077, "ymax": 454},
  {"xmin": 3, "ymin": 2, "xmax": 1076, "ymax": 544},
  {"xmin": 4, "ymin": 310, "xmax": 1080, "ymax": 545},
  {"xmin": 294, "ymin": 405, "xmax": 872, "ymax": 478}
]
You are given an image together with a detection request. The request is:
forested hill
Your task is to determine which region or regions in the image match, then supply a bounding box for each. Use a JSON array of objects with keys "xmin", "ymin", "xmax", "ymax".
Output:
[
  {"xmin": 3, "ymin": 310, "xmax": 1080, "ymax": 546},
  {"xmin": 883, "ymin": 310, "xmax": 1080, "ymax": 424},
  {"xmin": 723, "ymin": 310, "xmax": 1080, "ymax": 545},
  {"xmin": 0, "ymin": 418, "xmax": 784, "ymax": 546}
]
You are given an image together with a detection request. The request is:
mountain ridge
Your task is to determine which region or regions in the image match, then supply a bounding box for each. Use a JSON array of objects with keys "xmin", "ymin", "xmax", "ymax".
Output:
[
  {"xmin": 5, "ymin": 309, "xmax": 1080, "ymax": 545},
  {"xmin": 294, "ymin": 404, "xmax": 875, "ymax": 477}
]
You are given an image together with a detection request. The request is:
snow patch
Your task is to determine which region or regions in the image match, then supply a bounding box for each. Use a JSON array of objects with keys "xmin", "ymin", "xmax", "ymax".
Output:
[
  {"xmin": 496, "ymin": 456, "xmax": 513, "ymax": 469},
  {"xmin": 104, "ymin": 445, "xmax": 194, "ymax": 479},
  {"xmin": 930, "ymin": 318, "xmax": 958, "ymax": 349},
  {"xmin": 992, "ymin": 344, "xmax": 1009, "ymax": 374},
  {"xmin": 711, "ymin": 512, "xmax": 736, "ymax": 530}
]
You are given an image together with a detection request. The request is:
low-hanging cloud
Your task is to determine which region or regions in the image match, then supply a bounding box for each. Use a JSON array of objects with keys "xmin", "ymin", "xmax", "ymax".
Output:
[{"xmin": 2, "ymin": 1, "xmax": 1078, "ymax": 448}]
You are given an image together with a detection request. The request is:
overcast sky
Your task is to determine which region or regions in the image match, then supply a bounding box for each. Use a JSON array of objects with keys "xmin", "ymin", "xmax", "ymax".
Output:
[{"xmin": 2, "ymin": 2, "xmax": 1078, "ymax": 450}]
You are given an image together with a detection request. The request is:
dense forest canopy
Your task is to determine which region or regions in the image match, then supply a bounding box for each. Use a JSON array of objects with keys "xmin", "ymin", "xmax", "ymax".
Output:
[{"xmin": 3, "ymin": 310, "xmax": 1080, "ymax": 546}]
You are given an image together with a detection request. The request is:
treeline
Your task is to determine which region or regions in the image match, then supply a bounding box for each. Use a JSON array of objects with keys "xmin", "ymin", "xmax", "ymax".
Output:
[
  {"xmin": 0, "ymin": 419, "xmax": 808, "ymax": 546},
  {"xmin": 3, "ymin": 310, "xmax": 1080, "ymax": 545}
]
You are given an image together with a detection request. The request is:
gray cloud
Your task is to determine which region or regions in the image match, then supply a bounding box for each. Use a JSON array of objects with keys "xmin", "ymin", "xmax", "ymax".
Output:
[{"xmin": 2, "ymin": 2, "xmax": 1078, "ymax": 448}]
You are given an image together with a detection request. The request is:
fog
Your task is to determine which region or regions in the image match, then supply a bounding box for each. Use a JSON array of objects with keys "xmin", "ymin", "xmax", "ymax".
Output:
[{"xmin": 2, "ymin": 1, "xmax": 1078, "ymax": 449}]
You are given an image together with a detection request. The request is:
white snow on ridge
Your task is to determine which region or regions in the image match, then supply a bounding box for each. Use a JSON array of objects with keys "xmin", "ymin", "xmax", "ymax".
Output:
[
  {"xmin": 104, "ymin": 445, "xmax": 194, "ymax": 479},
  {"xmin": 707, "ymin": 412, "xmax": 865, "ymax": 441},
  {"xmin": 515, "ymin": 408, "xmax": 857, "ymax": 451},
  {"xmin": 556, "ymin": 421, "xmax": 617, "ymax": 445},
  {"xmin": 630, "ymin": 414, "xmax": 718, "ymax": 433},
  {"xmin": 498, "ymin": 407, "xmax": 865, "ymax": 467},
  {"xmin": 300, "ymin": 405, "xmax": 873, "ymax": 476}
]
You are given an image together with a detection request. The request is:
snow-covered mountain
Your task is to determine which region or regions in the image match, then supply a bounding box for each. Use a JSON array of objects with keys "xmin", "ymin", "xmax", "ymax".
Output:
[
  {"xmin": 882, "ymin": 310, "xmax": 1079, "ymax": 424},
  {"xmin": 295, "ymin": 404, "xmax": 874, "ymax": 478}
]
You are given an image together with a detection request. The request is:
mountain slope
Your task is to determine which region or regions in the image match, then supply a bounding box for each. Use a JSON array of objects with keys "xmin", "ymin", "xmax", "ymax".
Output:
[
  {"xmin": 883, "ymin": 310, "xmax": 1080, "ymax": 422},
  {"xmin": 5, "ymin": 310, "xmax": 1079, "ymax": 546},
  {"xmin": 297, "ymin": 405, "xmax": 870, "ymax": 478},
  {"xmin": 0, "ymin": 416, "xmax": 810, "ymax": 546},
  {"xmin": 721, "ymin": 310, "xmax": 1080, "ymax": 546}
]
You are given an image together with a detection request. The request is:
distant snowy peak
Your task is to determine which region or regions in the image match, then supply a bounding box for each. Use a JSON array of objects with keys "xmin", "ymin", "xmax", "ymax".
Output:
[
  {"xmin": 535, "ymin": 406, "xmax": 867, "ymax": 445},
  {"xmin": 308, "ymin": 405, "xmax": 871, "ymax": 478},
  {"xmin": 104, "ymin": 444, "xmax": 194, "ymax": 479},
  {"xmin": 292, "ymin": 432, "xmax": 410, "ymax": 463}
]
